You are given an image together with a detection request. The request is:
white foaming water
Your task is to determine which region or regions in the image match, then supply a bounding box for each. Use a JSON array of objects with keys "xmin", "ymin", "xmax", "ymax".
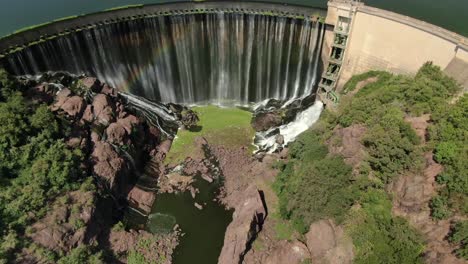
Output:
[{"xmin": 256, "ymin": 100, "xmax": 324, "ymax": 153}]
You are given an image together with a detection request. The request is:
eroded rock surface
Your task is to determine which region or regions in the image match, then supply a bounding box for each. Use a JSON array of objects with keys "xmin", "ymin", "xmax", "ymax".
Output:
[
  {"xmin": 29, "ymin": 191, "xmax": 98, "ymax": 253},
  {"xmin": 305, "ymin": 219, "xmax": 354, "ymax": 264},
  {"xmin": 218, "ymin": 186, "xmax": 267, "ymax": 264},
  {"xmin": 262, "ymin": 241, "xmax": 310, "ymax": 264},
  {"xmin": 328, "ymin": 124, "xmax": 367, "ymax": 174},
  {"xmin": 392, "ymin": 115, "xmax": 464, "ymax": 264},
  {"xmin": 127, "ymin": 185, "xmax": 156, "ymax": 214},
  {"xmin": 109, "ymin": 229, "xmax": 178, "ymax": 264}
]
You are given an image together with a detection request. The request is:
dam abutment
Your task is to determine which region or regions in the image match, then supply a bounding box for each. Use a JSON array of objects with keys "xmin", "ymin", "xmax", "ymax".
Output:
[{"xmin": 322, "ymin": 0, "xmax": 468, "ymax": 95}]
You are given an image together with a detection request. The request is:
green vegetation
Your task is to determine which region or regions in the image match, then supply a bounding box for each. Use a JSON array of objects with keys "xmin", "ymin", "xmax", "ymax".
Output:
[
  {"xmin": 449, "ymin": 221, "xmax": 468, "ymax": 260},
  {"xmin": 0, "ymin": 70, "xmax": 95, "ymax": 262},
  {"xmin": 57, "ymin": 246, "xmax": 103, "ymax": 264},
  {"xmin": 342, "ymin": 70, "xmax": 388, "ymax": 93},
  {"xmin": 165, "ymin": 105, "xmax": 255, "ymax": 164},
  {"xmin": 271, "ymin": 212, "xmax": 296, "ymax": 240},
  {"xmin": 429, "ymin": 94, "xmax": 468, "ymax": 215},
  {"xmin": 274, "ymin": 62, "xmax": 463, "ymax": 263},
  {"xmin": 274, "ymin": 131, "xmax": 357, "ymax": 233},
  {"xmin": 347, "ymin": 189, "xmax": 424, "ymax": 264},
  {"xmin": 126, "ymin": 236, "xmax": 169, "ymax": 264}
]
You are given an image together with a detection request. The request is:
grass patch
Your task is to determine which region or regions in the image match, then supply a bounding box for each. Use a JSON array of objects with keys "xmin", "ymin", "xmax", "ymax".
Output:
[
  {"xmin": 165, "ymin": 105, "xmax": 255, "ymax": 165},
  {"xmin": 273, "ymin": 218, "xmax": 296, "ymax": 240},
  {"xmin": 342, "ymin": 70, "xmax": 389, "ymax": 94}
]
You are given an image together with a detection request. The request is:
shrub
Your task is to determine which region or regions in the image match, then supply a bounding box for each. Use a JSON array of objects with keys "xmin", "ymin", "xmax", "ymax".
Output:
[
  {"xmin": 363, "ymin": 107, "xmax": 421, "ymax": 183},
  {"xmin": 274, "ymin": 130, "xmax": 357, "ymax": 233},
  {"xmin": 57, "ymin": 245, "xmax": 103, "ymax": 264},
  {"xmin": 349, "ymin": 189, "xmax": 424, "ymax": 264},
  {"xmin": 430, "ymin": 196, "xmax": 451, "ymax": 220},
  {"xmin": 449, "ymin": 221, "xmax": 468, "ymax": 260}
]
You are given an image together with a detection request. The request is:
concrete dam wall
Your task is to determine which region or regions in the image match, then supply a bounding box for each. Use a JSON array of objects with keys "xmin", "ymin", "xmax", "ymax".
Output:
[
  {"xmin": 0, "ymin": 2, "xmax": 327, "ymax": 105},
  {"xmin": 0, "ymin": 0, "xmax": 467, "ymax": 103},
  {"xmin": 322, "ymin": 0, "xmax": 468, "ymax": 95}
]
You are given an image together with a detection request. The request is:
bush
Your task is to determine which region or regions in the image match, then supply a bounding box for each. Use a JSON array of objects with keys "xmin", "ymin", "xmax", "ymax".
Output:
[
  {"xmin": 349, "ymin": 189, "xmax": 424, "ymax": 264},
  {"xmin": 363, "ymin": 107, "xmax": 421, "ymax": 183},
  {"xmin": 57, "ymin": 246, "xmax": 103, "ymax": 264},
  {"xmin": 0, "ymin": 73, "xmax": 88, "ymax": 262},
  {"xmin": 274, "ymin": 131, "xmax": 357, "ymax": 233},
  {"xmin": 429, "ymin": 95, "xmax": 468, "ymax": 215},
  {"xmin": 449, "ymin": 221, "xmax": 468, "ymax": 260},
  {"xmin": 342, "ymin": 70, "xmax": 390, "ymax": 93},
  {"xmin": 430, "ymin": 196, "xmax": 451, "ymax": 220}
]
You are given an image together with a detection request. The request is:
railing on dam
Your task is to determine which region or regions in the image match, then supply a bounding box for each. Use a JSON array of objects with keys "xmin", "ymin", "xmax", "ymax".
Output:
[{"xmin": 0, "ymin": 1, "xmax": 327, "ymax": 57}]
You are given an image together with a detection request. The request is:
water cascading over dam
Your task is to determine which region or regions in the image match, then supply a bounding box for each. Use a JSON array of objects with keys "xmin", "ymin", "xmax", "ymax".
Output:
[{"xmin": 4, "ymin": 13, "xmax": 324, "ymax": 105}]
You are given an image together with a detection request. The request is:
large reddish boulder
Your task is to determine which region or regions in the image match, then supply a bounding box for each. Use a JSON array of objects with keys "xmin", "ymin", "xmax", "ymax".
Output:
[
  {"xmin": 106, "ymin": 122, "xmax": 128, "ymax": 145},
  {"xmin": 218, "ymin": 185, "xmax": 266, "ymax": 264},
  {"xmin": 81, "ymin": 105, "xmax": 94, "ymax": 123},
  {"xmin": 52, "ymin": 88, "xmax": 72, "ymax": 110},
  {"xmin": 81, "ymin": 77, "xmax": 102, "ymax": 93},
  {"xmin": 101, "ymin": 83, "xmax": 117, "ymax": 97},
  {"xmin": 92, "ymin": 141, "xmax": 126, "ymax": 193},
  {"xmin": 305, "ymin": 219, "xmax": 354, "ymax": 264},
  {"xmin": 92, "ymin": 94, "xmax": 115, "ymax": 125},
  {"xmin": 263, "ymin": 241, "xmax": 311, "ymax": 264},
  {"xmin": 251, "ymin": 112, "xmax": 283, "ymax": 132},
  {"xmin": 127, "ymin": 185, "xmax": 156, "ymax": 214},
  {"xmin": 105, "ymin": 115, "xmax": 141, "ymax": 145},
  {"xmin": 60, "ymin": 96, "xmax": 86, "ymax": 117},
  {"xmin": 29, "ymin": 191, "xmax": 97, "ymax": 252}
]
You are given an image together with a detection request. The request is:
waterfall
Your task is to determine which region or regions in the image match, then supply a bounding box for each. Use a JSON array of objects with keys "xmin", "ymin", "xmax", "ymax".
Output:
[
  {"xmin": 3, "ymin": 13, "xmax": 324, "ymax": 105},
  {"xmin": 255, "ymin": 100, "xmax": 324, "ymax": 153}
]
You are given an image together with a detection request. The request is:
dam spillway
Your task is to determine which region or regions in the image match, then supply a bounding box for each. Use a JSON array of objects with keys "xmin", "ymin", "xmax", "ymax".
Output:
[{"xmin": 3, "ymin": 12, "xmax": 325, "ymax": 105}]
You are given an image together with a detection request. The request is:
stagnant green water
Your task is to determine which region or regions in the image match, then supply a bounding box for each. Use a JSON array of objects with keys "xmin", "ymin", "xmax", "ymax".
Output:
[
  {"xmin": 150, "ymin": 176, "xmax": 233, "ymax": 264},
  {"xmin": 0, "ymin": 0, "xmax": 467, "ymax": 37}
]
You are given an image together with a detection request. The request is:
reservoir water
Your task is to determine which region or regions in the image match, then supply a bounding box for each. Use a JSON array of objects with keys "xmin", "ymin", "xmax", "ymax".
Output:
[{"xmin": 0, "ymin": 0, "xmax": 467, "ymax": 37}]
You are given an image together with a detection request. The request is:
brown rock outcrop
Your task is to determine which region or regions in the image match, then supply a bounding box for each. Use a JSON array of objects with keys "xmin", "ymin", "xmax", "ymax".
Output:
[
  {"xmin": 51, "ymin": 88, "xmax": 86, "ymax": 118},
  {"xmin": 81, "ymin": 77, "xmax": 102, "ymax": 93},
  {"xmin": 127, "ymin": 185, "xmax": 156, "ymax": 214},
  {"xmin": 263, "ymin": 241, "xmax": 311, "ymax": 264},
  {"xmin": 328, "ymin": 124, "xmax": 367, "ymax": 174},
  {"xmin": 52, "ymin": 88, "xmax": 72, "ymax": 110},
  {"xmin": 106, "ymin": 122, "xmax": 128, "ymax": 145},
  {"xmin": 29, "ymin": 191, "xmax": 97, "ymax": 252},
  {"xmin": 109, "ymin": 229, "xmax": 178, "ymax": 264},
  {"xmin": 251, "ymin": 112, "xmax": 283, "ymax": 132},
  {"xmin": 218, "ymin": 185, "xmax": 267, "ymax": 264},
  {"xmin": 81, "ymin": 105, "xmax": 94, "ymax": 123},
  {"xmin": 60, "ymin": 96, "xmax": 85, "ymax": 117},
  {"xmin": 405, "ymin": 114, "xmax": 431, "ymax": 143},
  {"xmin": 92, "ymin": 94, "xmax": 115, "ymax": 125},
  {"xmin": 91, "ymin": 141, "xmax": 126, "ymax": 193},
  {"xmin": 305, "ymin": 219, "xmax": 354, "ymax": 264},
  {"xmin": 105, "ymin": 114, "xmax": 142, "ymax": 145}
]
